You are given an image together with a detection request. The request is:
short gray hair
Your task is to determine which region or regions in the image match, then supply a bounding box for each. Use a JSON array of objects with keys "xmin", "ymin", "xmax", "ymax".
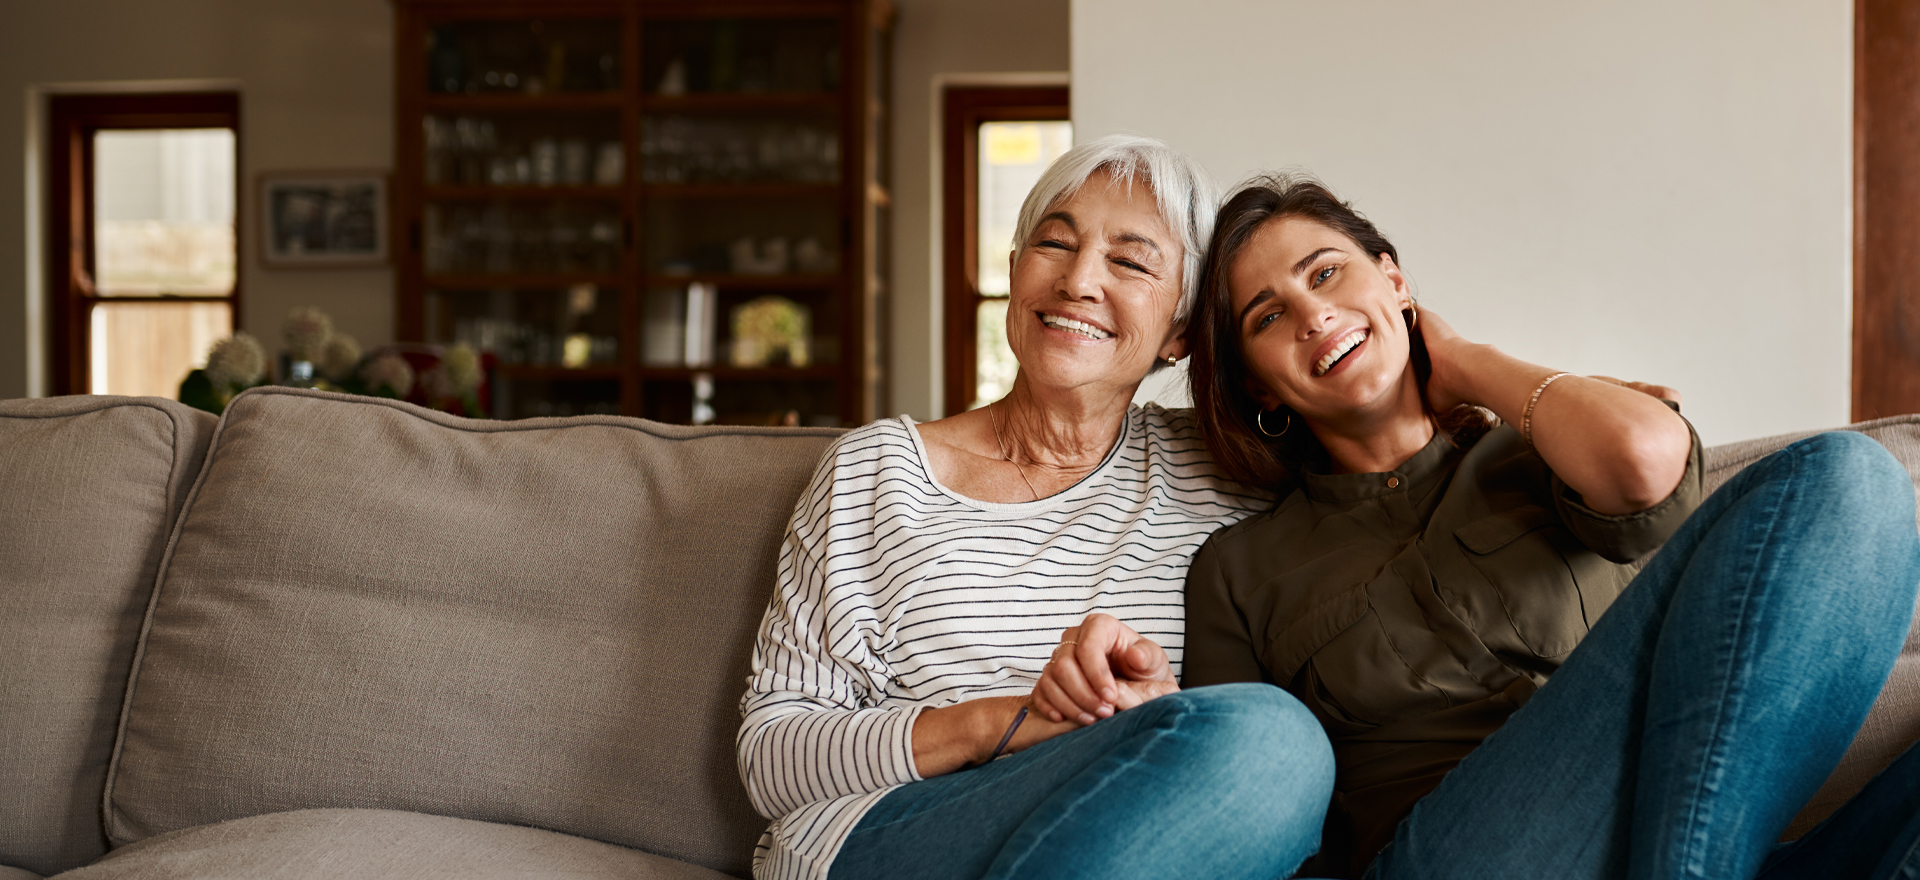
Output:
[{"xmin": 1009, "ymin": 134, "xmax": 1221, "ymax": 324}]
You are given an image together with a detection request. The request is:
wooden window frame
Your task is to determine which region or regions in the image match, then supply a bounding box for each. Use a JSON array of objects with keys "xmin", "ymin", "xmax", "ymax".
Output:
[
  {"xmin": 940, "ymin": 85, "xmax": 1068, "ymax": 417},
  {"xmin": 45, "ymin": 92, "xmax": 241, "ymax": 397}
]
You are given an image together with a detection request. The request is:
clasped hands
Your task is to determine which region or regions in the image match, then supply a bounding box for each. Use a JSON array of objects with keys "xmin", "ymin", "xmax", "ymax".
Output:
[{"xmin": 1030, "ymin": 613, "xmax": 1179, "ymax": 727}]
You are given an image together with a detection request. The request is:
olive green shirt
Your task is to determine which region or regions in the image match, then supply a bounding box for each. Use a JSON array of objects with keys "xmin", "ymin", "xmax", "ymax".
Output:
[{"xmin": 1184, "ymin": 415, "xmax": 1703, "ymax": 874}]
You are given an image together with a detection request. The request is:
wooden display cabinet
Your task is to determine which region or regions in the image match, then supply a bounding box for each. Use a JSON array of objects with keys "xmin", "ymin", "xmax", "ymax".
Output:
[{"xmin": 392, "ymin": 0, "xmax": 891, "ymax": 426}]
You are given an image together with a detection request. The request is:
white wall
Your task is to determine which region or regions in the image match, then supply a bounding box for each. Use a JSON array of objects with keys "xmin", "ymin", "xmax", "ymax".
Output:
[
  {"xmin": 1076, "ymin": 0, "xmax": 1852, "ymax": 446},
  {"xmin": 889, "ymin": 0, "xmax": 1069, "ymax": 419},
  {"xmin": 2, "ymin": 0, "xmax": 392, "ymax": 399}
]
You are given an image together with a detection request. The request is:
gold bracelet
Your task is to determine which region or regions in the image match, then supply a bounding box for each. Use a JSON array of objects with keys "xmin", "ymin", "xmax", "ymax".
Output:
[{"xmin": 1521, "ymin": 372, "xmax": 1571, "ymax": 448}]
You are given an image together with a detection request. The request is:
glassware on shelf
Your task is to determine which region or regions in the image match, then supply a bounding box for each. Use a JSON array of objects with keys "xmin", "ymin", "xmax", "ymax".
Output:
[
  {"xmin": 641, "ymin": 115, "xmax": 839, "ymax": 184},
  {"xmin": 644, "ymin": 18, "xmax": 839, "ymax": 95},
  {"xmin": 425, "ymin": 202, "xmax": 621, "ymax": 275},
  {"xmin": 593, "ymin": 142, "xmax": 624, "ymax": 185},
  {"xmin": 424, "ymin": 115, "xmax": 619, "ymax": 188},
  {"xmin": 433, "ymin": 285, "xmax": 619, "ymax": 370},
  {"xmin": 645, "ymin": 197, "xmax": 837, "ymax": 276},
  {"xmin": 426, "ymin": 19, "xmax": 621, "ymax": 95}
]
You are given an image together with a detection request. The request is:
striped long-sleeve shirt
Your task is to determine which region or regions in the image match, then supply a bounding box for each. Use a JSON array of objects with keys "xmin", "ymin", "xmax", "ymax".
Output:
[{"xmin": 736, "ymin": 405, "xmax": 1270, "ymax": 880}]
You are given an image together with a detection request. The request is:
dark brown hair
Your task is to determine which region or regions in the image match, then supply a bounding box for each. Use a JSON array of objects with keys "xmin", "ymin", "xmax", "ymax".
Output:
[{"xmin": 1187, "ymin": 173, "xmax": 1492, "ymax": 489}]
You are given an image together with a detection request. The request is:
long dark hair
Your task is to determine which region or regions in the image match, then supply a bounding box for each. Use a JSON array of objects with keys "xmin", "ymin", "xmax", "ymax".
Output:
[{"xmin": 1188, "ymin": 173, "xmax": 1492, "ymax": 489}]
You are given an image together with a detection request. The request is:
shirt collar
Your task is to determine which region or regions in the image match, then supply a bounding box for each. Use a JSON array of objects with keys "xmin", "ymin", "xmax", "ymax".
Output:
[{"xmin": 1297, "ymin": 430, "xmax": 1459, "ymax": 503}]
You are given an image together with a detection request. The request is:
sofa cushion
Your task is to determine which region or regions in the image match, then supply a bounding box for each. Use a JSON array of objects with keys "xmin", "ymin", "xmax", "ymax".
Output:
[
  {"xmin": 1701, "ymin": 414, "xmax": 1920, "ymax": 838},
  {"xmin": 55, "ymin": 809, "xmax": 733, "ymax": 880},
  {"xmin": 103, "ymin": 388, "xmax": 838, "ymax": 877},
  {"xmin": 0, "ymin": 397, "xmax": 217, "ymax": 878}
]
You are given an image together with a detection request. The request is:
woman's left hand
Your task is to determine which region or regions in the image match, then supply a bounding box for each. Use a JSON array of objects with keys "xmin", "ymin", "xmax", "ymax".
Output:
[{"xmin": 1031, "ymin": 614, "xmax": 1180, "ymax": 726}]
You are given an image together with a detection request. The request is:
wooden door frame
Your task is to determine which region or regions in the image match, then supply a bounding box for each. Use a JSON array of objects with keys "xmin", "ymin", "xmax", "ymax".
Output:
[
  {"xmin": 45, "ymin": 91, "xmax": 241, "ymax": 396},
  {"xmin": 940, "ymin": 85, "xmax": 1068, "ymax": 417},
  {"xmin": 1854, "ymin": 0, "xmax": 1920, "ymax": 421}
]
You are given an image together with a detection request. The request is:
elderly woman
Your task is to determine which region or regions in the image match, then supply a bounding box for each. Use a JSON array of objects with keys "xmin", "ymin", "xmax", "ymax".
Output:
[{"xmin": 736, "ymin": 136, "xmax": 1335, "ymax": 880}]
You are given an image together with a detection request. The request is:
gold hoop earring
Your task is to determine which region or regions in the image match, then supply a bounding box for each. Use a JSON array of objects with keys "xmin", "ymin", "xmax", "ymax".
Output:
[
  {"xmin": 1163, "ymin": 355, "xmax": 1177, "ymax": 368},
  {"xmin": 1256, "ymin": 408, "xmax": 1291, "ymax": 438},
  {"xmin": 1405, "ymin": 301, "xmax": 1419, "ymax": 328}
]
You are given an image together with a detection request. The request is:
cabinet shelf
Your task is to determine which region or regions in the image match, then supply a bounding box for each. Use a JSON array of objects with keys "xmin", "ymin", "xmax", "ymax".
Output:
[
  {"xmin": 423, "ymin": 93, "xmax": 627, "ymax": 112},
  {"xmin": 426, "ymin": 273, "xmax": 625, "ymax": 289},
  {"xmin": 641, "ymin": 366, "xmax": 840, "ymax": 381},
  {"xmin": 496, "ymin": 364, "xmax": 624, "ymax": 381},
  {"xmin": 425, "ymin": 185, "xmax": 625, "ymax": 201},
  {"xmin": 641, "ymin": 93, "xmax": 839, "ymax": 112},
  {"xmin": 644, "ymin": 272, "xmax": 840, "ymax": 289},
  {"xmin": 642, "ymin": 183, "xmax": 838, "ymax": 199}
]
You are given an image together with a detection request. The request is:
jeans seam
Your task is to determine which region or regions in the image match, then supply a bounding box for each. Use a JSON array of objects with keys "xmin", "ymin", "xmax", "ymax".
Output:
[
  {"xmin": 1673, "ymin": 441, "xmax": 1798, "ymax": 878},
  {"xmin": 990, "ymin": 702, "xmax": 1193, "ymax": 877}
]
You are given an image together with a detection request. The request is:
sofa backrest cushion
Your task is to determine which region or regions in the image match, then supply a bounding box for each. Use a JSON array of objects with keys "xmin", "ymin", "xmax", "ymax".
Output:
[
  {"xmin": 103, "ymin": 388, "xmax": 840, "ymax": 877},
  {"xmin": 0, "ymin": 396, "xmax": 217, "ymax": 877},
  {"xmin": 1701, "ymin": 414, "xmax": 1920, "ymax": 838}
]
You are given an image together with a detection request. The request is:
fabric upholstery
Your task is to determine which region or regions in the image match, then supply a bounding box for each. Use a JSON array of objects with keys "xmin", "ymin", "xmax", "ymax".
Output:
[
  {"xmin": 105, "ymin": 388, "xmax": 838, "ymax": 878},
  {"xmin": 55, "ymin": 809, "xmax": 734, "ymax": 880},
  {"xmin": 0, "ymin": 866, "xmax": 45, "ymax": 880},
  {"xmin": 1701, "ymin": 415, "xmax": 1920, "ymax": 838},
  {"xmin": 0, "ymin": 397, "xmax": 217, "ymax": 878}
]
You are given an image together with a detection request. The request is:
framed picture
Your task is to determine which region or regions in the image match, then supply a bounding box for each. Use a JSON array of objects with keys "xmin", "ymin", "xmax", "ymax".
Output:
[{"xmin": 259, "ymin": 171, "xmax": 388, "ymax": 267}]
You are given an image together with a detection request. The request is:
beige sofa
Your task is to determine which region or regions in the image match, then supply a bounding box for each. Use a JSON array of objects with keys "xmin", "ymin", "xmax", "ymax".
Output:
[{"xmin": 3, "ymin": 387, "xmax": 1919, "ymax": 880}]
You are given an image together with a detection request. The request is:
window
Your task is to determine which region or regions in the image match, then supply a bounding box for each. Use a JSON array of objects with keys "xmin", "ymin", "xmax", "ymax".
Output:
[
  {"xmin": 47, "ymin": 93, "xmax": 240, "ymax": 397},
  {"xmin": 941, "ymin": 86, "xmax": 1069, "ymax": 416}
]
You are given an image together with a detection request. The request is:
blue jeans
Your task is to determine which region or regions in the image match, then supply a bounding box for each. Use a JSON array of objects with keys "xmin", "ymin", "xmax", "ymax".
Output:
[
  {"xmin": 1363, "ymin": 432, "xmax": 1920, "ymax": 880},
  {"xmin": 829, "ymin": 683, "xmax": 1335, "ymax": 880}
]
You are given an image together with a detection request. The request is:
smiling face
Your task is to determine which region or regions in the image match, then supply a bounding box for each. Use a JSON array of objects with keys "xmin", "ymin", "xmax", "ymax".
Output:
[
  {"xmin": 1228, "ymin": 215, "xmax": 1419, "ymax": 428},
  {"xmin": 1005, "ymin": 169, "xmax": 1187, "ymax": 396}
]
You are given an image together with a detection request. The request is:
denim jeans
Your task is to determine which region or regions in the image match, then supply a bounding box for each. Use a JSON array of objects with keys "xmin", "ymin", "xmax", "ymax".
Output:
[
  {"xmin": 828, "ymin": 682, "xmax": 1336, "ymax": 880},
  {"xmin": 1361, "ymin": 432, "xmax": 1920, "ymax": 880}
]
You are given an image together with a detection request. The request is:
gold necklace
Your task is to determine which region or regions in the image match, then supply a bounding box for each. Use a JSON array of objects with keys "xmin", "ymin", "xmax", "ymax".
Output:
[{"xmin": 989, "ymin": 401, "xmax": 1042, "ymax": 502}]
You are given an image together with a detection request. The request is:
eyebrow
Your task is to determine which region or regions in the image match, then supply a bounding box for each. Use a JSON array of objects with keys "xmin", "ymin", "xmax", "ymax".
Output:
[
  {"xmin": 1236, "ymin": 289, "xmax": 1273, "ymax": 329},
  {"xmin": 1038, "ymin": 211, "xmax": 1077, "ymax": 233},
  {"xmin": 1114, "ymin": 231, "xmax": 1162, "ymax": 255},
  {"xmin": 1292, "ymin": 247, "xmax": 1341, "ymax": 276}
]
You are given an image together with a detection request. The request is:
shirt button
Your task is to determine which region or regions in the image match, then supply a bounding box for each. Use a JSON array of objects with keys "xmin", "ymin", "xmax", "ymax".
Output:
[{"xmin": 1386, "ymin": 476, "xmax": 1401, "ymax": 489}]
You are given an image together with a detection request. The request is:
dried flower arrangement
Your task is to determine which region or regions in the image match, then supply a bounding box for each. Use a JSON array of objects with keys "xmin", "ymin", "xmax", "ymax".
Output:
[{"xmin": 181, "ymin": 306, "xmax": 486, "ymax": 417}]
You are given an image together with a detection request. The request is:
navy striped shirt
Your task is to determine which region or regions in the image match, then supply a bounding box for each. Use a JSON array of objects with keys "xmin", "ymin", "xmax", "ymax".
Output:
[{"xmin": 736, "ymin": 405, "xmax": 1269, "ymax": 880}]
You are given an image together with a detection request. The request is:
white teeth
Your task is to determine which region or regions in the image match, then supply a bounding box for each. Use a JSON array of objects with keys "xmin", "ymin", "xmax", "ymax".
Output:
[
  {"xmin": 1315, "ymin": 330, "xmax": 1368, "ymax": 376},
  {"xmin": 1040, "ymin": 314, "xmax": 1112, "ymax": 340}
]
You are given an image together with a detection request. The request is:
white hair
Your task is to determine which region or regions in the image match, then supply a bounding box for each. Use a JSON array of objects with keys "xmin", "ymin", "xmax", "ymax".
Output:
[{"xmin": 1009, "ymin": 134, "xmax": 1222, "ymax": 324}]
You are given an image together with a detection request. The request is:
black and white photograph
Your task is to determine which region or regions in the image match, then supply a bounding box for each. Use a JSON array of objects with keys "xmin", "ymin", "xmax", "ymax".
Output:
[{"xmin": 260, "ymin": 172, "xmax": 386, "ymax": 267}]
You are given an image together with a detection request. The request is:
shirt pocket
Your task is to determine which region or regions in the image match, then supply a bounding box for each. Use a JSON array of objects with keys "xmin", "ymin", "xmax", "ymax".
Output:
[{"xmin": 1453, "ymin": 506, "xmax": 1590, "ymax": 659}]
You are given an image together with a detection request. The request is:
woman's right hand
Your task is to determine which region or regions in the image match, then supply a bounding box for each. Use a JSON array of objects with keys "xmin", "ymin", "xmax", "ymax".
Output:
[{"xmin": 1031, "ymin": 614, "xmax": 1180, "ymax": 726}]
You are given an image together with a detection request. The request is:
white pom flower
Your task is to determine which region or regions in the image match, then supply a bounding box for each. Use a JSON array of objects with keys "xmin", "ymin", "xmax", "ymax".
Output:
[
  {"xmin": 282, "ymin": 307, "xmax": 333, "ymax": 361},
  {"xmin": 360, "ymin": 352, "xmax": 415, "ymax": 398},
  {"xmin": 205, "ymin": 332, "xmax": 266, "ymax": 389},
  {"xmin": 321, "ymin": 334, "xmax": 362, "ymax": 382}
]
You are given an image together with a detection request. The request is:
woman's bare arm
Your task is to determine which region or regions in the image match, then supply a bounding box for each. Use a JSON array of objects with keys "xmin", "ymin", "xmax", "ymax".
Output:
[
  {"xmin": 911, "ymin": 696, "xmax": 1079, "ymax": 777},
  {"xmin": 1421, "ymin": 309, "xmax": 1690, "ymax": 515}
]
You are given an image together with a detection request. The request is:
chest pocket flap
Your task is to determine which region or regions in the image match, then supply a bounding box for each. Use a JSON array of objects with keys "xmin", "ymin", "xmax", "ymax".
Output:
[{"xmin": 1455, "ymin": 506, "xmax": 1559, "ymax": 555}]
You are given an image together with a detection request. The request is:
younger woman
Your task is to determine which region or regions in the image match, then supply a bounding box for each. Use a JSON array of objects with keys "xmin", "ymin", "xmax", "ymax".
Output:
[{"xmin": 1035, "ymin": 174, "xmax": 1920, "ymax": 879}]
